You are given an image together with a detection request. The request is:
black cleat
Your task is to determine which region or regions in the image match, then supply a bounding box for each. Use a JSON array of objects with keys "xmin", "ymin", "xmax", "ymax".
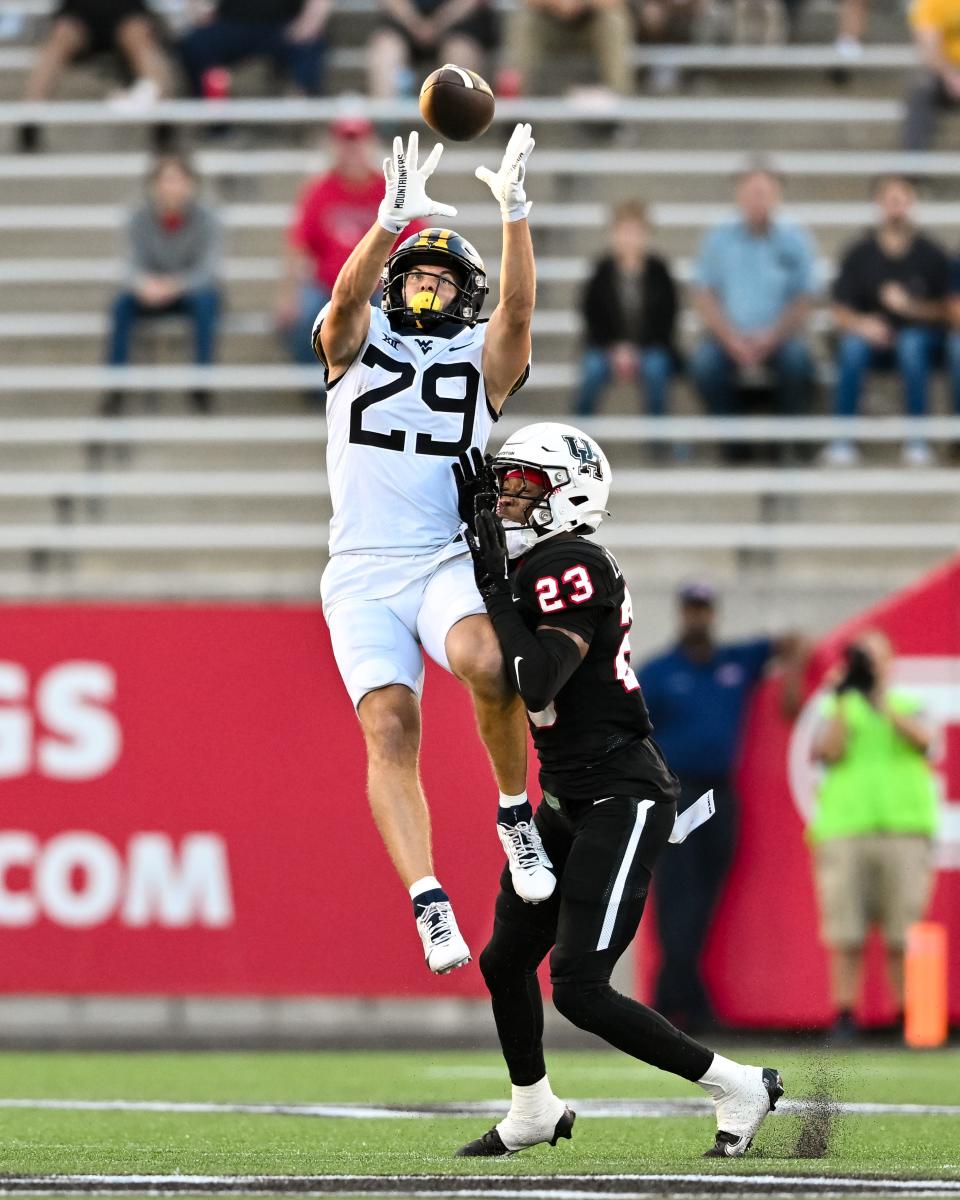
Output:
[
  {"xmin": 549, "ymin": 1106, "xmax": 576, "ymax": 1146},
  {"xmin": 704, "ymin": 1067, "xmax": 783, "ymax": 1158},
  {"xmin": 455, "ymin": 1126, "xmax": 511, "ymax": 1158},
  {"xmin": 455, "ymin": 1107, "xmax": 575, "ymax": 1157}
]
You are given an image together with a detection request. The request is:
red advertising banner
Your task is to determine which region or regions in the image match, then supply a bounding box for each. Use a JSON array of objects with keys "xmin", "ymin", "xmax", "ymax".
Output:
[
  {"xmin": 1, "ymin": 557, "xmax": 958, "ymax": 1023},
  {"xmin": 0, "ymin": 605, "xmax": 505, "ymax": 996}
]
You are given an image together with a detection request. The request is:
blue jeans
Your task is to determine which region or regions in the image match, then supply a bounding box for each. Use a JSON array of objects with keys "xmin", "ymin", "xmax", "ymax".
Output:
[
  {"xmin": 107, "ymin": 288, "xmax": 221, "ymax": 365},
  {"xmin": 945, "ymin": 330, "xmax": 960, "ymax": 414},
  {"xmin": 690, "ymin": 335, "xmax": 814, "ymax": 415},
  {"xmin": 287, "ymin": 282, "xmax": 331, "ymax": 367},
  {"xmin": 574, "ymin": 345, "xmax": 673, "ymax": 416},
  {"xmin": 179, "ymin": 21, "xmax": 326, "ymax": 96},
  {"xmin": 832, "ymin": 327, "xmax": 943, "ymax": 418}
]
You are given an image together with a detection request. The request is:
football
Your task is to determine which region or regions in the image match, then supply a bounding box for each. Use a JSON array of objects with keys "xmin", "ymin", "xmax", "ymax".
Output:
[{"xmin": 418, "ymin": 64, "xmax": 495, "ymax": 142}]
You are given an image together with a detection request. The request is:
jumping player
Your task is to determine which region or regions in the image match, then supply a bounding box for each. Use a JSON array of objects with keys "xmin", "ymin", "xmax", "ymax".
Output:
[
  {"xmin": 314, "ymin": 125, "xmax": 555, "ymax": 977},
  {"xmin": 454, "ymin": 422, "xmax": 783, "ymax": 1159}
]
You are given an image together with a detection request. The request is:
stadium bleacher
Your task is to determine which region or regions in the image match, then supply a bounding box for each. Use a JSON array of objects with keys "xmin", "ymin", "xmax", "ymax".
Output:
[{"xmin": 0, "ymin": 0, "xmax": 957, "ymax": 645}]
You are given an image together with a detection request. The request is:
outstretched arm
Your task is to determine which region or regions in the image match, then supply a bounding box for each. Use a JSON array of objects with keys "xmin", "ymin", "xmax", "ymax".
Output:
[
  {"xmin": 476, "ymin": 123, "xmax": 536, "ymax": 411},
  {"xmin": 318, "ymin": 131, "xmax": 456, "ymax": 375},
  {"xmin": 318, "ymin": 223, "xmax": 398, "ymax": 374}
]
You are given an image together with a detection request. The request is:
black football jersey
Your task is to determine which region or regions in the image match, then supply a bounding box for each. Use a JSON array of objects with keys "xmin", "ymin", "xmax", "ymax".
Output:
[{"xmin": 511, "ymin": 535, "xmax": 678, "ymax": 805}]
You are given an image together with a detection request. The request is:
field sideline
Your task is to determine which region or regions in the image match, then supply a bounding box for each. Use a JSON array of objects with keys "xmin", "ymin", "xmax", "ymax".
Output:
[{"xmin": 0, "ymin": 1047, "xmax": 958, "ymax": 1195}]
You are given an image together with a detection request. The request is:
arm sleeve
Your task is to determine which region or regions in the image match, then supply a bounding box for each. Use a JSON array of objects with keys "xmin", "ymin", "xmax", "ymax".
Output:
[
  {"xmin": 660, "ymin": 259, "xmax": 679, "ymax": 341},
  {"xmin": 582, "ymin": 262, "xmax": 609, "ymax": 346},
  {"xmin": 125, "ymin": 210, "xmax": 150, "ymax": 287},
  {"xmin": 789, "ymin": 226, "xmax": 816, "ymax": 299},
  {"xmin": 694, "ymin": 228, "xmax": 721, "ymax": 291},
  {"xmin": 735, "ymin": 637, "xmax": 775, "ymax": 684},
  {"xmin": 831, "ymin": 243, "xmax": 859, "ymax": 307},
  {"xmin": 909, "ymin": 0, "xmax": 937, "ymax": 32},
  {"xmin": 928, "ymin": 240, "xmax": 952, "ymax": 298},
  {"xmin": 483, "ymin": 591, "xmax": 600, "ymax": 713},
  {"xmin": 182, "ymin": 209, "xmax": 222, "ymax": 292}
]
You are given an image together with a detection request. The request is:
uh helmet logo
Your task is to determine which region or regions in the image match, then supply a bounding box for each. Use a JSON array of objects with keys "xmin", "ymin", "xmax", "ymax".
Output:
[{"xmin": 562, "ymin": 434, "xmax": 604, "ymax": 480}]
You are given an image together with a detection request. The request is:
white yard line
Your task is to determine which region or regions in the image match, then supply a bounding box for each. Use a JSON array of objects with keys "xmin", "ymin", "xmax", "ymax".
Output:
[{"xmin": 1, "ymin": 1096, "xmax": 960, "ymax": 1119}]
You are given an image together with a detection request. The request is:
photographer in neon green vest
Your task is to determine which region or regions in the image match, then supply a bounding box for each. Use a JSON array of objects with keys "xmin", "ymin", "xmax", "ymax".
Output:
[{"xmin": 810, "ymin": 629, "xmax": 939, "ymax": 1041}]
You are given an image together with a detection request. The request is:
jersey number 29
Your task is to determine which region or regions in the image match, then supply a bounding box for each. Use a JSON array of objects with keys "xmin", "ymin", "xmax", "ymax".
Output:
[{"xmin": 349, "ymin": 346, "xmax": 479, "ymax": 457}]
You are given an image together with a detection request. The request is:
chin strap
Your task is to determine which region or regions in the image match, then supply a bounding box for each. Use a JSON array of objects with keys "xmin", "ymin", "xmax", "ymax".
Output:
[{"xmin": 503, "ymin": 523, "xmax": 538, "ymax": 559}]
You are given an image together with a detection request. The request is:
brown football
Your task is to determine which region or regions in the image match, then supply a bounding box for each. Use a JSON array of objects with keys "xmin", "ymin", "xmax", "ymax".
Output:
[{"xmin": 419, "ymin": 64, "xmax": 495, "ymax": 142}]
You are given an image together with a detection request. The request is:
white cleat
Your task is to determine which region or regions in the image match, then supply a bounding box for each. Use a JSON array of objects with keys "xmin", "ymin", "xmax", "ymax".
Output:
[
  {"xmin": 497, "ymin": 818, "xmax": 556, "ymax": 903},
  {"xmin": 456, "ymin": 1106, "xmax": 575, "ymax": 1156},
  {"xmin": 416, "ymin": 898, "xmax": 472, "ymax": 975},
  {"xmin": 704, "ymin": 1065, "xmax": 784, "ymax": 1158}
]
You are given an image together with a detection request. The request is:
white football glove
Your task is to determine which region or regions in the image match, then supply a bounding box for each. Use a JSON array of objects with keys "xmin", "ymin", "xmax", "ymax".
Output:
[
  {"xmin": 377, "ymin": 131, "xmax": 457, "ymax": 235},
  {"xmin": 475, "ymin": 122, "xmax": 535, "ymax": 223}
]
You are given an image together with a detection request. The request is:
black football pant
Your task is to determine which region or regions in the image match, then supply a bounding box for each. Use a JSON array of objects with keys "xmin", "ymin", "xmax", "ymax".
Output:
[
  {"xmin": 653, "ymin": 776, "xmax": 737, "ymax": 1027},
  {"xmin": 478, "ymin": 794, "xmax": 713, "ymax": 1087}
]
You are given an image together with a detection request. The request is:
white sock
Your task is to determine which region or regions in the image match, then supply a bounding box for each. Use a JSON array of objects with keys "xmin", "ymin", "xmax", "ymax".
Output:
[
  {"xmin": 409, "ymin": 875, "xmax": 442, "ymax": 901},
  {"xmin": 496, "ymin": 1075, "xmax": 565, "ymax": 1149},
  {"xmin": 697, "ymin": 1052, "xmax": 747, "ymax": 1100},
  {"xmin": 498, "ymin": 790, "xmax": 528, "ymax": 811}
]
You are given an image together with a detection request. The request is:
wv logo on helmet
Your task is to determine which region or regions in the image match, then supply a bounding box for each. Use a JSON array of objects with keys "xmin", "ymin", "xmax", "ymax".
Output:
[{"xmin": 563, "ymin": 434, "xmax": 604, "ymax": 480}]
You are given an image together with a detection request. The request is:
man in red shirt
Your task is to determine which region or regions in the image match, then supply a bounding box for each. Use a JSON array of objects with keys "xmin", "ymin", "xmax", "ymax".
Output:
[{"xmin": 275, "ymin": 115, "xmax": 424, "ymax": 401}]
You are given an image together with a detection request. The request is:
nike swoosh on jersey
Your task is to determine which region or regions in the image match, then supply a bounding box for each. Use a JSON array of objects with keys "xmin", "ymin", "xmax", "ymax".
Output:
[
  {"xmin": 514, "ymin": 656, "xmax": 523, "ymax": 684},
  {"xmin": 593, "ymin": 796, "xmax": 615, "ymax": 806}
]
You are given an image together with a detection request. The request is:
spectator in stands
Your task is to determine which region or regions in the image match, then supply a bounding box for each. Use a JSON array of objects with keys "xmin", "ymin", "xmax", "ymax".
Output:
[
  {"xmin": 635, "ymin": 0, "xmax": 700, "ymax": 92},
  {"xmin": 179, "ymin": 0, "xmax": 329, "ymax": 99},
  {"xmin": 780, "ymin": 0, "xmax": 869, "ymax": 55},
  {"xmin": 730, "ymin": 0, "xmax": 786, "ymax": 44},
  {"xmin": 274, "ymin": 117, "xmax": 426, "ymax": 404},
  {"xmin": 636, "ymin": 0, "xmax": 700, "ymax": 41},
  {"xmin": 835, "ymin": 0, "xmax": 869, "ymax": 60},
  {"xmin": 639, "ymin": 583, "xmax": 808, "ymax": 1034},
  {"xmin": 104, "ymin": 152, "xmax": 222, "ymax": 415},
  {"xmin": 508, "ymin": 0, "xmax": 634, "ymax": 97},
  {"xmin": 809, "ymin": 631, "xmax": 938, "ymax": 1041},
  {"xmin": 689, "ymin": 164, "xmax": 816, "ymax": 437},
  {"xmin": 823, "ymin": 175, "xmax": 949, "ymax": 468},
  {"xmin": 16, "ymin": 0, "xmax": 171, "ymax": 153},
  {"xmin": 367, "ymin": 0, "xmax": 499, "ymax": 98},
  {"xmin": 903, "ymin": 0, "xmax": 960, "ymax": 150},
  {"xmin": 574, "ymin": 200, "xmax": 678, "ymax": 432}
]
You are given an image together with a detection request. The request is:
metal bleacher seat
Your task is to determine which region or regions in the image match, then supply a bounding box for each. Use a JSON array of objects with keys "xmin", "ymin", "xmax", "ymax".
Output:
[{"xmin": 0, "ymin": 0, "xmax": 957, "ymax": 630}]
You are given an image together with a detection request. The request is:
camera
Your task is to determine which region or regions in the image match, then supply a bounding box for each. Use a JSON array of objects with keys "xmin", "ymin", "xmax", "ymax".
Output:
[{"xmin": 835, "ymin": 644, "xmax": 876, "ymax": 695}]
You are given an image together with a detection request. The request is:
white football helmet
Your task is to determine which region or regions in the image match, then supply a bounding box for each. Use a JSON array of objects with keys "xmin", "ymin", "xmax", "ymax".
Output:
[{"xmin": 493, "ymin": 422, "xmax": 611, "ymax": 555}]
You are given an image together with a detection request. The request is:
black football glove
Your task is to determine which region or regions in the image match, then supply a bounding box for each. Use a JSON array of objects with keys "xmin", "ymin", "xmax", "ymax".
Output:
[
  {"xmin": 452, "ymin": 447, "xmax": 497, "ymax": 533},
  {"xmin": 465, "ymin": 506, "xmax": 511, "ymax": 599}
]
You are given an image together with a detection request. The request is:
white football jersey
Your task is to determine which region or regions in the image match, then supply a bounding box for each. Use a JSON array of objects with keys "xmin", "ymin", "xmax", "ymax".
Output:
[{"xmin": 316, "ymin": 303, "xmax": 518, "ymax": 557}]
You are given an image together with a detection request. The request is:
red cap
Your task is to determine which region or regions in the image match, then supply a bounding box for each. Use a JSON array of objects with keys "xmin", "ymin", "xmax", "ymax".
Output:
[
  {"xmin": 503, "ymin": 467, "xmax": 549, "ymax": 490},
  {"xmin": 330, "ymin": 114, "xmax": 374, "ymax": 140}
]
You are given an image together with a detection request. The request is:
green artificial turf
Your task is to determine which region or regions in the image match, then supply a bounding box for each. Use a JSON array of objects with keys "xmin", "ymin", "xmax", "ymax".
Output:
[{"xmin": 0, "ymin": 1048, "xmax": 957, "ymax": 1178}]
